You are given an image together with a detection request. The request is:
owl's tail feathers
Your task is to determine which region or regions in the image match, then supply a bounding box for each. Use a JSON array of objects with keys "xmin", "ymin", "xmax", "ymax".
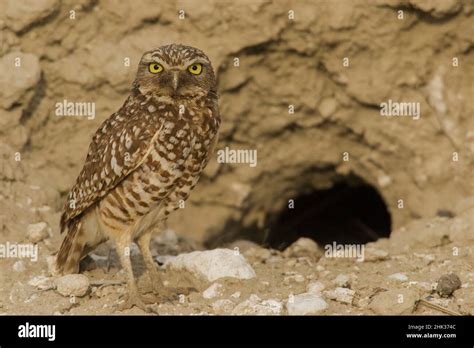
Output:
[{"xmin": 56, "ymin": 217, "xmax": 85, "ymax": 275}]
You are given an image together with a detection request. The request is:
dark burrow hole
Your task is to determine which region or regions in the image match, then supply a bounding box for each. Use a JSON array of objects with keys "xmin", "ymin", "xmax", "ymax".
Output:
[
  {"xmin": 265, "ymin": 182, "xmax": 392, "ymax": 250},
  {"xmin": 209, "ymin": 177, "xmax": 392, "ymax": 250}
]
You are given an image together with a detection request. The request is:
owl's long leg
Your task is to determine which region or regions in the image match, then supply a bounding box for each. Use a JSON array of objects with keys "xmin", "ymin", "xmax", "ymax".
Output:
[
  {"xmin": 136, "ymin": 231, "xmax": 162, "ymax": 294},
  {"xmin": 115, "ymin": 233, "xmax": 149, "ymax": 312}
]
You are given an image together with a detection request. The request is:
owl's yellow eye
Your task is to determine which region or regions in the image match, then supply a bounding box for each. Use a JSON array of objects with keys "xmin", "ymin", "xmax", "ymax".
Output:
[
  {"xmin": 188, "ymin": 63, "xmax": 202, "ymax": 75},
  {"xmin": 149, "ymin": 63, "xmax": 163, "ymax": 74}
]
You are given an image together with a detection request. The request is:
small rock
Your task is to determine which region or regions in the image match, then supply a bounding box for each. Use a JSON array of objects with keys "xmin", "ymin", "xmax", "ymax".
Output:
[
  {"xmin": 333, "ymin": 274, "xmax": 351, "ymax": 288},
  {"xmin": 369, "ymin": 289, "xmax": 419, "ymax": 315},
  {"xmin": 166, "ymin": 248, "xmax": 256, "ymax": 282},
  {"xmin": 266, "ymin": 255, "xmax": 283, "ymax": 264},
  {"xmin": 283, "ymin": 238, "xmax": 322, "ymax": 260},
  {"xmin": 413, "ymin": 253, "xmax": 435, "ymax": 265},
  {"xmin": 13, "ymin": 260, "xmax": 25, "ymax": 272},
  {"xmin": 284, "ymin": 273, "xmax": 305, "ymax": 285},
  {"xmin": 388, "ymin": 273, "xmax": 409, "ymax": 282},
  {"xmin": 212, "ymin": 299, "xmax": 235, "ymax": 313},
  {"xmin": 37, "ymin": 205, "xmax": 51, "ymax": 212},
  {"xmin": 232, "ymin": 294, "xmax": 283, "ymax": 315},
  {"xmin": 324, "ymin": 287, "xmax": 355, "ymax": 305},
  {"xmin": 436, "ymin": 273, "xmax": 462, "ymax": 297},
  {"xmin": 244, "ymin": 246, "xmax": 272, "ymax": 261},
  {"xmin": 318, "ymin": 97, "xmax": 338, "ymax": 118},
  {"xmin": 26, "ymin": 222, "xmax": 49, "ymax": 243},
  {"xmin": 228, "ymin": 240, "xmax": 260, "ymax": 254},
  {"xmin": 363, "ymin": 247, "xmax": 389, "ymax": 262},
  {"xmin": 24, "ymin": 294, "xmax": 38, "ymax": 303},
  {"xmin": 55, "ymin": 274, "xmax": 90, "ymax": 297},
  {"xmin": 28, "ymin": 276, "xmax": 55, "ymax": 290},
  {"xmin": 231, "ymin": 291, "xmax": 241, "ymax": 299},
  {"xmin": 287, "ymin": 293, "xmax": 328, "ymax": 315},
  {"xmin": 377, "ymin": 175, "xmax": 392, "ymax": 188},
  {"xmin": 425, "ymin": 296, "xmax": 452, "ymax": 308},
  {"xmin": 202, "ymin": 283, "xmax": 223, "ymax": 299},
  {"xmin": 253, "ymin": 248, "xmax": 272, "ymax": 260},
  {"xmin": 307, "ymin": 281, "xmax": 325, "ymax": 295},
  {"xmin": 297, "ymin": 256, "xmax": 314, "ymax": 267}
]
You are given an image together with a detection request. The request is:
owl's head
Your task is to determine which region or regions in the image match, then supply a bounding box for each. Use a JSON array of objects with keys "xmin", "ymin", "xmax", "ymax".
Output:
[{"xmin": 134, "ymin": 44, "xmax": 216, "ymax": 99}]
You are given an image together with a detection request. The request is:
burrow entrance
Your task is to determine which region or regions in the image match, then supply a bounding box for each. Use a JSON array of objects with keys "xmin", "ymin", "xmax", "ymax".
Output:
[
  {"xmin": 208, "ymin": 174, "xmax": 392, "ymax": 250},
  {"xmin": 265, "ymin": 181, "xmax": 392, "ymax": 249}
]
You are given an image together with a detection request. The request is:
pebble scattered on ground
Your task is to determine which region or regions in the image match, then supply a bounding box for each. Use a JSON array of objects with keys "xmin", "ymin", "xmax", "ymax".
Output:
[
  {"xmin": 165, "ymin": 248, "xmax": 256, "ymax": 282},
  {"xmin": 436, "ymin": 273, "xmax": 462, "ymax": 297},
  {"xmin": 55, "ymin": 274, "xmax": 90, "ymax": 297},
  {"xmin": 287, "ymin": 293, "xmax": 328, "ymax": 315},
  {"xmin": 26, "ymin": 222, "xmax": 50, "ymax": 243}
]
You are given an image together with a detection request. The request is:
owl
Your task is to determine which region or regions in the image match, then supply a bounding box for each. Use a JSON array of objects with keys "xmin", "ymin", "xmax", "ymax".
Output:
[{"xmin": 56, "ymin": 44, "xmax": 220, "ymax": 311}]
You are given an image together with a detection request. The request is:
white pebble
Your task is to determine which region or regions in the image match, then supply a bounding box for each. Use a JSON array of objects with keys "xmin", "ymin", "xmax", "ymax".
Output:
[
  {"xmin": 324, "ymin": 287, "xmax": 355, "ymax": 304},
  {"xmin": 334, "ymin": 274, "xmax": 351, "ymax": 288},
  {"xmin": 13, "ymin": 260, "xmax": 25, "ymax": 272},
  {"xmin": 202, "ymin": 283, "xmax": 223, "ymax": 299},
  {"xmin": 232, "ymin": 294, "xmax": 283, "ymax": 315},
  {"xmin": 231, "ymin": 291, "xmax": 241, "ymax": 299},
  {"xmin": 388, "ymin": 273, "xmax": 408, "ymax": 282},
  {"xmin": 363, "ymin": 248, "xmax": 389, "ymax": 262},
  {"xmin": 28, "ymin": 276, "xmax": 55, "ymax": 290},
  {"xmin": 166, "ymin": 249, "xmax": 256, "ymax": 282},
  {"xmin": 307, "ymin": 281, "xmax": 325, "ymax": 295},
  {"xmin": 287, "ymin": 293, "xmax": 328, "ymax": 315},
  {"xmin": 284, "ymin": 273, "xmax": 305, "ymax": 284},
  {"xmin": 212, "ymin": 299, "xmax": 235, "ymax": 312},
  {"xmin": 26, "ymin": 222, "xmax": 49, "ymax": 243},
  {"xmin": 55, "ymin": 274, "xmax": 90, "ymax": 297}
]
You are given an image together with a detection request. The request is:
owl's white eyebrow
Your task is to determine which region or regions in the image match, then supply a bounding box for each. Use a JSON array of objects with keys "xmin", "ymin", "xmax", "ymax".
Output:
[
  {"xmin": 145, "ymin": 58, "xmax": 168, "ymax": 67},
  {"xmin": 188, "ymin": 59, "xmax": 207, "ymax": 65}
]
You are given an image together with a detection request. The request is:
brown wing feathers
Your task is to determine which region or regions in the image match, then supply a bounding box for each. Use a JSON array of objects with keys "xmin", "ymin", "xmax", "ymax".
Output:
[{"xmin": 56, "ymin": 97, "xmax": 163, "ymax": 273}]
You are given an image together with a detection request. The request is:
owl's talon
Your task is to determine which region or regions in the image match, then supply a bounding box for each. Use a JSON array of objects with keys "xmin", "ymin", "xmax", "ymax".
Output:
[{"xmin": 146, "ymin": 272, "xmax": 162, "ymax": 295}]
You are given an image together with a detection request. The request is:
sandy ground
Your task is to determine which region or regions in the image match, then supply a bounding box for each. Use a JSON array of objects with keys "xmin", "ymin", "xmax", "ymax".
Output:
[{"xmin": 0, "ymin": 201, "xmax": 473, "ymax": 315}]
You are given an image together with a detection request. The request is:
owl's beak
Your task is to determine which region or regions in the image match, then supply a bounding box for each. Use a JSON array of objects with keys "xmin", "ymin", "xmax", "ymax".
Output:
[{"xmin": 171, "ymin": 71, "xmax": 179, "ymax": 91}]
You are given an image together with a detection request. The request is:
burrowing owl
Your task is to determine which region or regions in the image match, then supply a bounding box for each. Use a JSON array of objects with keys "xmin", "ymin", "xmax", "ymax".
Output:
[{"xmin": 56, "ymin": 44, "xmax": 220, "ymax": 311}]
